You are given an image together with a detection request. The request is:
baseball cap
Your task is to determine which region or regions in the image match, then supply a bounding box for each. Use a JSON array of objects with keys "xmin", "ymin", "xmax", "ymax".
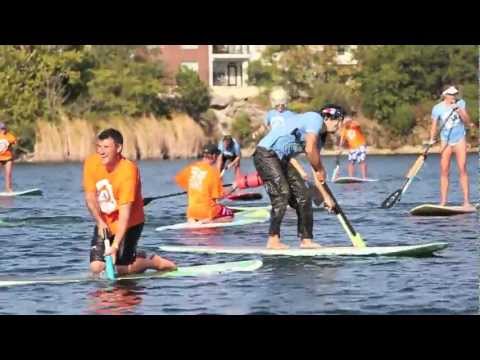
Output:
[
  {"xmin": 442, "ymin": 86, "xmax": 459, "ymax": 96},
  {"xmin": 202, "ymin": 143, "xmax": 220, "ymax": 155}
]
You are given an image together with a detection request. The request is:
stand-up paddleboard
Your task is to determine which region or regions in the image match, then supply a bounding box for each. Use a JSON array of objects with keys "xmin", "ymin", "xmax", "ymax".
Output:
[
  {"xmin": 229, "ymin": 205, "xmax": 272, "ymax": 212},
  {"xmin": 155, "ymin": 208, "xmax": 270, "ymax": 231},
  {"xmin": 333, "ymin": 177, "xmax": 378, "ymax": 184},
  {"xmin": 159, "ymin": 242, "xmax": 448, "ymax": 257},
  {"xmin": 226, "ymin": 192, "xmax": 262, "ymax": 201},
  {"xmin": 0, "ymin": 188, "xmax": 42, "ymax": 197},
  {"xmin": 0, "ymin": 260, "xmax": 263, "ymax": 288},
  {"xmin": 410, "ymin": 204, "xmax": 478, "ymax": 216}
]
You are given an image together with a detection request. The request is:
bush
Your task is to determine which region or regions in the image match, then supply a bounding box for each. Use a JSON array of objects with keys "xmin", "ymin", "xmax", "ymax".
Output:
[
  {"xmin": 247, "ymin": 60, "xmax": 274, "ymax": 87},
  {"xmin": 390, "ymin": 103, "xmax": 416, "ymax": 135},
  {"xmin": 309, "ymin": 82, "xmax": 360, "ymax": 114},
  {"xmin": 175, "ymin": 68, "xmax": 211, "ymax": 120},
  {"xmin": 231, "ymin": 112, "xmax": 252, "ymax": 146},
  {"xmin": 288, "ymin": 101, "xmax": 310, "ymax": 113}
]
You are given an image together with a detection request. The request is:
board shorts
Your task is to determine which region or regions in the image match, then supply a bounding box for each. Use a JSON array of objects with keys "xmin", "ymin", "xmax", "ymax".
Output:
[
  {"xmin": 213, "ymin": 204, "xmax": 234, "ymax": 219},
  {"xmin": 0, "ymin": 158, "xmax": 12, "ymax": 166},
  {"xmin": 348, "ymin": 145, "xmax": 367, "ymax": 164},
  {"xmin": 90, "ymin": 223, "xmax": 144, "ymax": 266},
  {"xmin": 441, "ymin": 129, "xmax": 466, "ymax": 146}
]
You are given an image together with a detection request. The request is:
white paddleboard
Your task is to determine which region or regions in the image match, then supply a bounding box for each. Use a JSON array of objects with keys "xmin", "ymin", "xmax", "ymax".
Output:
[
  {"xmin": 410, "ymin": 204, "xmax": 478, "ymax": 216},
  {"xmin": 155, "ymin": 208, "xmax": 270, "ymax": 231},
  {"xmin": 159, "ymin": 242, "xmax": 448, "ymax": 257},
  {"xmin": 0, "ymin": 188, "xmax": 42, "ymax": 197},
  {"xmin": 0, "ymin": 260, "xmax": 263, "ymax": 288},
  {"xmin": 333, "ymin": 177, "xmax": 378, "ymax": 184}
]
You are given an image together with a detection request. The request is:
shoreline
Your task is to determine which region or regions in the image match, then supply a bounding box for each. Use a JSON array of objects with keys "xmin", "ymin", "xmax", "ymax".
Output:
[{"xmin": 15, "ymin": 145, "xmax": 479, "ymax": 163}]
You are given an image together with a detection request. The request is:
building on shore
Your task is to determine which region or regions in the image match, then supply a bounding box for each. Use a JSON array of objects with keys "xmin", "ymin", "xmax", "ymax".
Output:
[{"xmin": 146, "ymin": 45, "xmax": 357, "ymax": 98}]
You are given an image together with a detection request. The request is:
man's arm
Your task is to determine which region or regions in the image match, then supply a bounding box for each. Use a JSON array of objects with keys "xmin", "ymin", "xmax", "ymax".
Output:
[
  {"xmin": 84, "ymin": 192, "xmax": 108, "ymax": 235},
  {"xmin": 304, "ymin": 133, "xmax": 326, "ymax": 180},
  {"xmin": 110, "ymin": 203, "xmax": 132, "ymax": 255}
]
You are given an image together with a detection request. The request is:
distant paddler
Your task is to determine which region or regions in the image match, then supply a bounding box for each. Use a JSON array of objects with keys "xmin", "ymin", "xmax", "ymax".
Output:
[
  {"xmin": 0, "ymin": 121, "xmax": 17, "ymax": 193},
  {"xmin": 429, "ymin": 85, "xmax": 475, "ymax": 210},
  {"xmin": 336, "ymin": 111, "xmax": 368, "ymax": 179},
  {"xmin": 83, "ymin": 128, "xmax": 176, "ymax": 277},
  {"xmin": 217, "ymin": 134, "xmax": 241, "ymax": 177},
  {"xmin": 175, "ymin": 143, "xmax": 235, "ymax": 224}
]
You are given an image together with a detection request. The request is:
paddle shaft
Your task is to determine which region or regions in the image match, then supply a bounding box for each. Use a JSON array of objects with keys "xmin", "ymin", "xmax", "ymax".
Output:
[{"xmin": 144, "ymin": 183, "xmax": 233, "ymax": 206}]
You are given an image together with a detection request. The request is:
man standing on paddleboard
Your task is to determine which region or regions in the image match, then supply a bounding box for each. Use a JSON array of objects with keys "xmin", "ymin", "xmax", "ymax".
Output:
[
  {"xmin": 253, "ymin": 108, "xmax": 341, "ymax": 249},
  {"xmin": 84, "ymin": 128, "xmax": 176, "ymax": 276},
  {"xmin": 176, "ymin": 143, "xmax": 234, "ymax": 223},
  {"xmin": 0, "ymin": 121, "xmax": 17, "ymax": 193},
  {"xmin": 429, "ymin": 85, "xmax": 475, "ymax": 210},
  {"xmin": 337, "ymin": 113, "xmax": 368, "ymax": 179}
]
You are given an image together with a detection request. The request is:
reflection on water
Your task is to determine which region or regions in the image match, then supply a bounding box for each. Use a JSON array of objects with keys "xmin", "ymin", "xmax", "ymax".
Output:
[{"xmin": 87, "ymin": 281, "xmax": 145, "ymax": 315}]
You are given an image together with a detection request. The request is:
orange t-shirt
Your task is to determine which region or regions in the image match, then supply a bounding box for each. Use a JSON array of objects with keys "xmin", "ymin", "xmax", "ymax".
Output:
[
  {"xmin": 340, "ymin": 121, "xmax": 366, "ymax": 149},
  {"xmin": 83, "ymin": 154, "xmax": 145, "ymax": 234},
  {"xmin": 0, "ymin": 132, "xmax": 17, "ymax": 161},
  {"xmin": 175, "ymin": 161, "xmax": 223, "ymax": 220}
]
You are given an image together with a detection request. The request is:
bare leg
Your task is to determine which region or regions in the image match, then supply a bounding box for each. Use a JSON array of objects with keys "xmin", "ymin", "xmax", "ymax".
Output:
[
  {"xmin": 439, "ymin": 144, "xmax": 453, "ymax": 206},
  {"xmin": 453, "ymin": 140, "xmax": 473, "ymax": 209},
  {"xmin": 347, "ymin": 162, "xmax": 354, "ymax": 177},
  {"xmin": 4, "ymin": 160, "xmax": 13, "ymax": 192},
  {"xmin": 117, "ymin": 255, "xmax": 176, "ymax": 275},
  {"xmin": 359, "ymin": 161, "xmax": 367, "ymax": 179},
  {"xmin": 267, "ymin": 234, "xmax": 289, "ymax": 249}
]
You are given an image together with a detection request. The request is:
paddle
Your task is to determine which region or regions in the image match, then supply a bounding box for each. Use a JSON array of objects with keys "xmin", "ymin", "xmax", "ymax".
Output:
[
  {"xmin": 313, "ymin": 173, "xmax": 367, "ymax": 248},
  {"xmin": 103, "ymin": 229, "xmax": 116, "ymax": 281},
  {"xmin": 331, "ymin": 151, "xmax": 342, "ymax": 181},
  {"xmin": 144, "ymin": 183, "xmax": 233, "ymax": 206},
  {"xmin": 380, "ymin": 104, "xmax": 458, "ymax": 209}
]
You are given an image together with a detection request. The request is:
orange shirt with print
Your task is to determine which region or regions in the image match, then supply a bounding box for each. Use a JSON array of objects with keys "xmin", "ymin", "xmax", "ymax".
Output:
[
  {"xmin": 175, "ymin": 161, "xmax": 223, "ymax": 220},
  {"xmin": 83, "ymin": 154, "xmax": 144, "ymax": 234},
  {"xmin": 0, "ymin": 132, "xmax": 17, "ymax": 161},
  {"xmin": 340, "ymin": 121, "xmax": 366, "ymax": 150}
]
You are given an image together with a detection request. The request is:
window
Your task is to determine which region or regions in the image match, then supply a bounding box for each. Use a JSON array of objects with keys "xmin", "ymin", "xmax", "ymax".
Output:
[
  {"xmin": 181, "ymin": 45, "xmax": 199, "ymax": 49},
  {"xmin": 337, "ymin": 45, "xmax": 349, "ymax": 55},
  {"xmin": 181, "ymin": 62, "xmax": 199, "ymax": 72}
]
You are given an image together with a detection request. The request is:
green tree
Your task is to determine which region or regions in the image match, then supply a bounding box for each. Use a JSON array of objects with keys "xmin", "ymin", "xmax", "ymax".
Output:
[
  {"xmin": 175, "ymin": 67, "xmax": 211, "ymax": 120},
  {"xmin": 355, "ymin": 45, "xmax": 478, "ymax": 132}
]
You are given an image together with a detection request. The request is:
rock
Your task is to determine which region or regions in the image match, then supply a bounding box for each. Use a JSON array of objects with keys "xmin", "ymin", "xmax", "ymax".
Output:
[{"xmin": 210, "ymin": 95, "xmax": 234, "ymax": 109}]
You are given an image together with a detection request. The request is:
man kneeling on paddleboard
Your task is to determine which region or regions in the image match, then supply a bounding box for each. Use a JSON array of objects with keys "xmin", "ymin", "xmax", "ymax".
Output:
[
  {"xmin": 84, "ymin": 128, "xmax": 176, "ymax": 277},
  {"xmin": 254, "ymin": 108, "xmax": 341, "ymax": 249},
  {"xmin": 175, "ymin": 143, "xmax": 234, "ymax": 223}
]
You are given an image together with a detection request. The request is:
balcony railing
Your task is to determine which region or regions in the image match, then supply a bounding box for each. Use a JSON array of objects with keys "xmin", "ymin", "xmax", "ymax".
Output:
[{"xmin": 213, "ymin": 45, "xmax": 250, "ymax": 55}]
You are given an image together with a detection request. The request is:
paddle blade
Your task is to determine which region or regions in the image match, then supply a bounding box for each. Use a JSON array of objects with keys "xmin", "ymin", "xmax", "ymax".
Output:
[
  {"xmin": 381, "ymin": 189, "xmax": 402, "ymax": 209},
  {"xmin": 103, "ymin": 230, "xmax": 116, "ymax": 281},
  {"xmin": 331, "ymin": 165, "xmax": 339, "ymax": 182},
  {"xmin": 105, "ymin": 256, "xmax": 116, "ymax": 281},
  {"xmin": 337, "ymin": 214, "xmax": 367, "ymax": 248}
]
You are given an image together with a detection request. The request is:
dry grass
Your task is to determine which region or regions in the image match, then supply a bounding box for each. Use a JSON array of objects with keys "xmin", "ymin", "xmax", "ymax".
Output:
[{"xmin": 32, "ymin": 113, "xmax": 209, "ymax": 162}]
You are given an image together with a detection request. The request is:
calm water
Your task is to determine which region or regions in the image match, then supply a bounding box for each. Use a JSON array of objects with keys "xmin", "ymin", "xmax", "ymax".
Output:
[{"xmin": 0, "ymin": 154, "xmax": 478, "ymax": 315}]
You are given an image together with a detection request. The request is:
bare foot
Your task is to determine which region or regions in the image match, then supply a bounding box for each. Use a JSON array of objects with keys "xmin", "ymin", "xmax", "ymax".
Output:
[
  {"xmin": 152, "ymin": 255, "xmax": 177, "ymax": 271},
  {"xmin": 267, "ymin": 242, "xmax": 289, "ymax": 250},
  {"xmin": 439, "ymin": 202, "xmax": 447, "ymax": 207},
  {"xmin": 461, "ymin": 203, "xmax": 476, "ymax": 211},
  {"xmin": 266, "ymin": 236, "xmax": 289, "ymax": 249},
  {"xmin": 300, "ymin": 239, "xmax": 322, "ymax": 249}
]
